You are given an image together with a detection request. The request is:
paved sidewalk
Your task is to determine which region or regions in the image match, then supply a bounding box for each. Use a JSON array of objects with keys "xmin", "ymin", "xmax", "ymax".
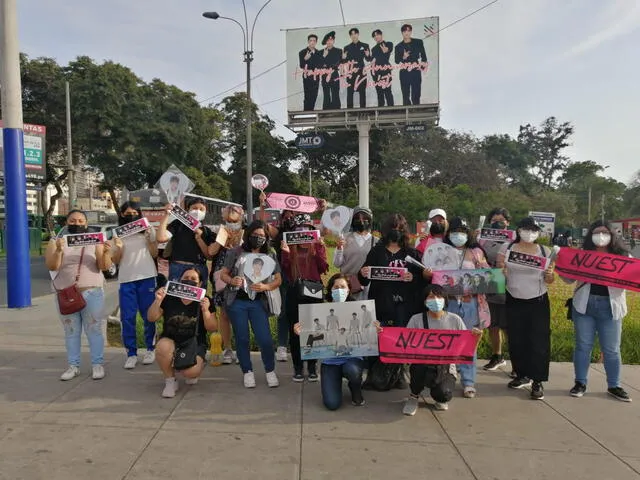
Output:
[{"xmin": 1, "ymin": 293, "xmax": 639, "ymax": 480}]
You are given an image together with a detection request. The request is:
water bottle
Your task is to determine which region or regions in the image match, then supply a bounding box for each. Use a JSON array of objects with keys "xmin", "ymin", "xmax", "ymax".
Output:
[{"xmin": 209, "ymin": 332, "xmax": 223, "ymax": 366}]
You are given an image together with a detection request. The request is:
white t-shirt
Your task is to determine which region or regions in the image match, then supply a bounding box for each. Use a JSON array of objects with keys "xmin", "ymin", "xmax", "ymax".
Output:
[
  {"xmin": 117, "ymin": 230, "xmax": 157, "ymax": 284},
  {"xmin": 406, "ymin": 312, "xmax": 466, "ymax": 330},
  {"xmin": 499, "ymin": 243, "xmax": 549, "ymax": 300}
]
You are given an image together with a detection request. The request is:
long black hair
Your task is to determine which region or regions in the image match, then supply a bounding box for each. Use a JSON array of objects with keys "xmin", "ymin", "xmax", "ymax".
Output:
[
  {"xmin": 380, "ymin": 213, "xmax": 410, "ymax": 249},
  {"xmin": 118, "ymin": 202, "xmax": 142, "ymax": 225},
  {"xmin": 444, "ymin": 222, "xmax": 483, "ymax": 250},
  {"xmin": 582, "ymin": 220, "xmax": 628, "ymax": 255},
  {"xmin": 242, "ymin": 220, "xmax": 271, "ymax": 253}
]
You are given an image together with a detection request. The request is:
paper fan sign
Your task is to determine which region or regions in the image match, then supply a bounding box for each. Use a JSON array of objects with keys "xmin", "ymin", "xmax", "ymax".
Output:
[
  {"xmin": 243, "ymin": 253, "xmax": 276, "ymax": 284},
  {"xmin": 156, "ymin": 165, "xmax": 195, "ymax": 206},
  {"xmin": 321, "ymin": 206, "xmax": 353, "ymax": 235},
  {"xmin": 422, "ymin": 243, "xmax": 463, "ymax": 271},
  {"xmin": 251, "ymin": 174, "xmax": 269, "ymax": 192}
]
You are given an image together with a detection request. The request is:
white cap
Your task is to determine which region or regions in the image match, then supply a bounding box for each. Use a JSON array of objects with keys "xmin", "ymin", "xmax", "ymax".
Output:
[{"xmin": 428, "ymin": 208, "xmax": 447, "ymax": 220}]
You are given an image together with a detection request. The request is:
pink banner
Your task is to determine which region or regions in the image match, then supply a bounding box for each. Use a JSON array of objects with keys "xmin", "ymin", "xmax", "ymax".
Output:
[
  {"xmin": 379, "ymin": 327, "xmax": 479, "ymax": 364},
  {"xmin": 555, "ymin": 248, "xmax": 640, "ymax": 293},
  {"xmin": 266, "ymin": 192, "xmax": 322, "ymax": 213}
]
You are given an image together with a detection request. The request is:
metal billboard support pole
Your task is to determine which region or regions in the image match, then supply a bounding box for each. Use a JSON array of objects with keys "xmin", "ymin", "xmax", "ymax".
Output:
[
  {"xmin": 357, "ymin": 121, "xmax": 370, "ymax": 208},
  {"xmin": 1, "ymin": 0, "xmax": 31, "ymax": 308},
  {"xmin": 65, "ymin": 81, "xmax": 76, "ymax": 209}
]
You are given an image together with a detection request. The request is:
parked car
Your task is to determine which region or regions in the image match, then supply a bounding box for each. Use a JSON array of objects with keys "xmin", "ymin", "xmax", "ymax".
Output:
[{"xmin": 56, "ymin": 224, "xmax": 119, "ymax": 279}]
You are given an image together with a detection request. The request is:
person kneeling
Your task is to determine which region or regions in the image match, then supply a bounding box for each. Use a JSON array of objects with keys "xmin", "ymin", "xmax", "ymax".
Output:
[
  {"xmin": 147, "ymin": 269, "xmax": 218, "ymax": 398},
  {"xmin": 402, "ymin": 284, "xmax": 472, "ymax": 415}
]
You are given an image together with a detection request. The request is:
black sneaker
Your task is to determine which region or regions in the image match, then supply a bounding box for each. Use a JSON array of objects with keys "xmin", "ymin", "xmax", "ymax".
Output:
[
  {"xmin": 292, "ymin": 371, "xmax": 305, "ymax": 383},
  {"xmin": 509, "ymin": 370, "xmax": 517, "ymax": 379},
  {"xmin": 351, "ymin": 392, "xmax": 365, "ymax": 407},
  {"xmin": 394, "ymin": 374, "xmax": 408, "ymax": 390},
  {"xmin": 483, "ymin": 355, "xmax": 507, "ymax": 371},
  {"xmin": 531, "ymin": 381, "xmax": 544, "ymax": 400},
  {"xmin": 608, "ymin": 387, "xmax": 632, "ymax": 402},
  {"xmin": 570, "ymin": 382, "xmax": 587, "ymax": 398},
  {"xmin": 508, "ymin": 377, "xmax": 532, "ymax": 389},
  {"xmin": 307, "ymin": 365, "xmax": 319, "ymax": 383}
]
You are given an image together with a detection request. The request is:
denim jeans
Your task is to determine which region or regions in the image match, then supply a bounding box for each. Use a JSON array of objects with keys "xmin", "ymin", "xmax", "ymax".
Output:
[
  {"xmin": 119, "ymin": 277, "xmax": 156, "ymax": 356},
  {"xmin": 226, "ymin": 299, "xmax": 275, "ymax": 374},
  {"xmin": 320, "ymin": 359, "xmax": 364, "ymax": 410},
  {"xmin": 448, "ymin": 298, "xmax": 479, "ymax": 387},
  {"xmin": 573, "ymin": 294, "xmax": 622, "ymax": 388},
  {"xmin": 57, "ymin": 288, "xmax": 105, "ymax": 366}
]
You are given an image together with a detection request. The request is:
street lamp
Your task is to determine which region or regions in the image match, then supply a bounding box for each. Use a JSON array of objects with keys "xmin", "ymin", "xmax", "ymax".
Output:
[{"xmin": 203, "ymin": 0, "xmax": 273, "ymax": 220}]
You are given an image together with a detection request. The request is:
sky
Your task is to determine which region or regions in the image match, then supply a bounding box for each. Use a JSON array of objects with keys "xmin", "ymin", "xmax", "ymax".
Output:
[{"xmin": 17, "ymin": 0, "xmax": 640, "ymax": 184}]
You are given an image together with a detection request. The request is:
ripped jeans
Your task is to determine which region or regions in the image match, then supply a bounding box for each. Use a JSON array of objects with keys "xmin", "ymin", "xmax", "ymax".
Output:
[{"xmin": 57, "ymin": 288, "xmax": 105, "ymax": 367}]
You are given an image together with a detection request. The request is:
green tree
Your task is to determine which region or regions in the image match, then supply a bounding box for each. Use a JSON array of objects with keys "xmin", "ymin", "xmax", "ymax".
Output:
[{"xmin": 181, "ymin": 166, "xmax": 231, "ymax": 201}]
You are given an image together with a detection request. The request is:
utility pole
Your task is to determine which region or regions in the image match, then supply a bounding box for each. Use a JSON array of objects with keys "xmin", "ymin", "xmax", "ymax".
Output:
[
  {"xmin": 65, "ymin": 81, "xmax": 75, "ymax": 209},
  {"xmin": 0, "ymin": 0, "xmax": 31, "ymax": 308},
  {"xmin": 587, "ymin": 186, "xmax": 592, "ymax": 223},
  {"xmin": 601, "ymin": 193, "xmax": 605, "ymax": 223}
]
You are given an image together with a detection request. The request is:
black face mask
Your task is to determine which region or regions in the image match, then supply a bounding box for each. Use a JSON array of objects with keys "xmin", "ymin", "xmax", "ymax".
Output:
[
  {"xmin": 386, "ymin": 229, "xmax": 403, "ymax": 243},
  {"xmin": 247, "ymin": 235, "xmax": 267, "ymax": 250},
  {"xmin": 430, "ymin": 223, "xmax": 445, "ymax": 235},
  {"xmin": 352, "ymin": 220, "xmax": 370, "ymax": 232},
  {"xmin": 181, "ymin": 279, "xmax": 198, "ymax": 287},
  {"xmin": 119, "ymin": 214, "xmax": 141, "ymax": 226},
  {"xmin": 490, "ymin": 221, "xmax": 507, "ymax": 230},
  {"xmin": 67, "ymin": 224, "xmax": 88, "ymax": 234}
]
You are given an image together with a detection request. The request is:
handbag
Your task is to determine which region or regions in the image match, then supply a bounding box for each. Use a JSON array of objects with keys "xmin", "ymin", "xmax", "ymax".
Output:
[
  {"xmin": 53, "ymin": 248, "xmax": 87, "ymax": 315},
  {"xmin": 364, "ymin": 359, "xmax": 403, "ymax": 391},
  {"xmin": 265, "ymin": 278, "xmax": 282, "ymax": 315},
  {"xmin": 173, "ymin": 309, "xmax": 200, "ymax": 370},
  {"xmin": 297, "ymin": 279, "xmax": 324, "ymax": 301}
]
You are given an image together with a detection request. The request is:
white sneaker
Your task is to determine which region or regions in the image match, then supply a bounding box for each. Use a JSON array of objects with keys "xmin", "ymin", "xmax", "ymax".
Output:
[
  {"xmin": 60, "ymin": 366, "xmax": 80, "ymax": 381},
  {"xmin": 162, "ymin": 378, "xmax": 178, "ymax": 398},
  {"xmin": 244, "ymin": 371, "xmax": 257, "ymax": 388},
  {"xmin": 266, "ymin": 371, "xmax": 279, "ymax": 388},
  {"xmin": 276, "ymin": 346, "xmax": 288, "ymax": 362},
  {"xmin": 403, "ymin": 396, "xmax": 419, "ymax": 416},
  {"xmin": 434, "ymin": 401, "xmax": 449, "ymax": 411},
  {"xmin": 142, "ymin": 351, "xmax": 155, "ymax": 365},
  {"xmin": 185, "ymin": 377, "xmax": 199, "ymax": 385},
  {"xmin": 463, "ymin": 386, "xmax": 477, "ymax": 399},
  {"xmin": 124, "ymin": 356, "xmax": 138, "ymax": 370},
  {"xmin": 92, "ymin": 365, "xmax": 105, "ymax": 380},
  {"xmin": 222, "ymin": 349, "xmax": 235, "ymax": 365}
]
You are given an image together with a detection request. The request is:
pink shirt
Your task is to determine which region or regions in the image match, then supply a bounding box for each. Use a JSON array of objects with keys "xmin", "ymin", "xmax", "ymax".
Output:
[{"xmin": 54, "ymin": 245, "xmax": 104, "ymax": 289}]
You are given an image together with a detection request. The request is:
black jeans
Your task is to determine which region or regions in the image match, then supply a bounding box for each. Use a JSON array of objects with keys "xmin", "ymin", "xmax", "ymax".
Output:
[
  {"xmin": 375, "ymin": 85, "xmax": 394, "ymax": 107},
  {"xmin": 346, "ymin": 71, "xmax": 366, "ymax": 108},
  {"xmin": 286, "ymin": 284, "xmax": 322, "ymax": 373},
  {"xmin": 409, "ymin": 364, "xmax": 455, "ymax": 403},
  {"xmin": 322, "ymin": 79, "xmax": 341, "ymax": 110},
  {"xmin": 506, "ymin": 292, "xmax": 551, "ymax": 382},
  {"xmin": 399, "ymin": 69, "xmax": 422, "ymax": 105},
  {"xmin": 303, "ymin": 78, "xmax": 319, "ymax": 111}
]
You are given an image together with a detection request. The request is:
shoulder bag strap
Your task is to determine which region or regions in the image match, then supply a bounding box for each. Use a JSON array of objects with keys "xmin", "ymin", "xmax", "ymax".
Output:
[{"xmin": 52, "ymin": 246, "xmax": 85, "ymax": 290}]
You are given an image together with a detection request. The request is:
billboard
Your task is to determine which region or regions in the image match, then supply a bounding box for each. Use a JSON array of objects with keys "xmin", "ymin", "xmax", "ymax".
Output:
[
  {"xmin": 529, "ymin": 211, "xmax": 556, "ymax": 239},
  {"xmin": 286, "ymin": 17, "xmax": 439, "ymax": 113},
  {"xmin": 0, "ymin": 122, "xmax": 47, "ymax": 182}
]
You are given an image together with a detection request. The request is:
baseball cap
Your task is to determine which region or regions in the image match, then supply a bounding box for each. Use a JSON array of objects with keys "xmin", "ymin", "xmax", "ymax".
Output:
[
  {"xmin": 428, "ymin": 208, "xmax": 447, "ymax": 220},
  {"xmin": 517, "ymin": 216, "xmax": 542, "ymax": 231}
]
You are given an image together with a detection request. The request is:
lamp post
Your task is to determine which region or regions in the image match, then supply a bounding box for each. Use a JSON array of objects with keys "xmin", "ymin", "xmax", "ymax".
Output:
[{"xmin": 203, "ymin": 0, "xmax": 272, "ymax": 220}]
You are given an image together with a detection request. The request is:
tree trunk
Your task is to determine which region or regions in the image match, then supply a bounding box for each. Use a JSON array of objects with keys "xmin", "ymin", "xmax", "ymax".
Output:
[
  {"xmin": 108, "ymin": 187, "xmax": 119, "ymax": 213},
  {"xmin": 44, "ymin": 171, "xmax": 68, "ymax": 233}
]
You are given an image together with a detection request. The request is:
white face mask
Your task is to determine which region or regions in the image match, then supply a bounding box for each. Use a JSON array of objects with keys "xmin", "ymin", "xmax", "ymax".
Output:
[
  {"xmin": 592, "ymin": 232, "xmax": 611, "ymax": 247},
  {"xmin": 449, "ymin": 233, "xmax": 468, "ymax": 248},
  {"xmin": 519, "ymin": 231, "xmax": 539, "ymax": 243},
  {"xmin": 189, "ymin": 210, "xmax": 206, "ymax": 222}
]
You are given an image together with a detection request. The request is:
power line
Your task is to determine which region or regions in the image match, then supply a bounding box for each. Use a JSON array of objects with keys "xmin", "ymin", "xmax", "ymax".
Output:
[
  {"xmin": 260, "ymin": 90, "xmax": 302, "ymax": 107},
  {"xmin": 432, "ymin": 0, "xmax": 500, "ymax": 37},
  {"xmin": 338, "ymin": 0, "xmax": 346, "ymax": 26}
]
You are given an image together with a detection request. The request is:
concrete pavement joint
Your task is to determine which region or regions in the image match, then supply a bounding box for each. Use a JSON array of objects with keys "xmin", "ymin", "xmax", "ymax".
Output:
[{"xmin": 590, "ymin": 364, "xmax": 640, "ymax": 394}]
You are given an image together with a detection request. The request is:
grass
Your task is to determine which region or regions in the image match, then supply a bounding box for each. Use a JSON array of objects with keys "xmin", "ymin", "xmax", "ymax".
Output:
[{"xmin": 107, "ymin": 248, "xmax": 640, "ymax": 364}]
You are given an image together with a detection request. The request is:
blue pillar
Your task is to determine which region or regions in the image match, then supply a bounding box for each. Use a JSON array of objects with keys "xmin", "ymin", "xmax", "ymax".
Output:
[{"xmin": 3, "ymin": 128, "xmax": 31, "ymax": 308}]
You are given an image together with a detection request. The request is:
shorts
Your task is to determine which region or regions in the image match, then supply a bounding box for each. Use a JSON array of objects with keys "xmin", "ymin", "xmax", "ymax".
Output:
[{"xmin": 489, "ymin": 302, "xmax": 508, "ymax": 329}]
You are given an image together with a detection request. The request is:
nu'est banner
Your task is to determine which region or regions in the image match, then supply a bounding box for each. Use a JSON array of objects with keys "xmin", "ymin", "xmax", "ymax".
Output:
[
  {"xmin": 65, "ymin": 232, "xmax": 106, "ymax": 248},
  {"xmin": 378, "ymin": 327, "xmax": 479, "ymax": 364},
  {"xmin": 166, "ymin": 281, "xmax": 206, "ymax": 302},
  {"xmin": 170, "ymin": 204, "xmax": 200, "ymax": 231},
  {"xmin": 367, "ymin": 266, "xmax": 407, "ymax": 281},
  {"xmin": 113, "ymin": 217, "xmax": 151, "ymax": 238},
  {"xmin": 266, "ymin": 192, "xmax": 322, "ymax": 213},
  {"xmin": 555, "ymin": 248, "xmax": 640, "ymax": 293}
]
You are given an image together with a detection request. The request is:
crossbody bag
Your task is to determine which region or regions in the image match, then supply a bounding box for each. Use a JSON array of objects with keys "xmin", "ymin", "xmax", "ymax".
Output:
[
  {"xmin": 173, "ymin": 308, "xmax": 201, "ymax": 370},
  {"xmin": 53, "ymin": 248, "xmax": 87, "ymax": 315}
]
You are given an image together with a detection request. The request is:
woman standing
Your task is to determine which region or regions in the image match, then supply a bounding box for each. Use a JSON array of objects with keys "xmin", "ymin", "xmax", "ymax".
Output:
[
  {"xmin": 220, "ymin": 220, "xmax": 282, "ymax": 388},
  {"xmin": 111, "ymin": 202, "xmax": 158, "ymax": 369},
  {"xmin": 443, "ymin": 217, "xmax": 490, "ymax": 398},
  {"xmin": 281, "ymin": 214, "xmax": 329, "ymax": 382},
  {"xmin": 45, "ymin": 210, "xmax": 113, "ymax": 381},
  {"xmin": 497, "ymin": 217, "xmax": 555, "ymax": 400},
  {"xmin": 564, "ymin": 220, "xmax": 632, "ymax": 402},
  {"xmin": 148, "ymin": 268, "xmax": 217, "ymax": 398},
  {"xmin": 333, "ymin": 206, "xmax": 376, "ymax": 300}
]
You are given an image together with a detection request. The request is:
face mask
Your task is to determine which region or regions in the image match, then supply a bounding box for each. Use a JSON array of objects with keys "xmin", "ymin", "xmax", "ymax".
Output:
[
  {"xmin": 352, "ymin": 220, "xmax": 370, "ymax": 232},
  {"xmin": 592, "ymin": 232, "xmax": 611, "ymax": 247},
  {"xmin": 491, "ymin": 221, "xmax": 507, "ymax": 229},
  {"xmin": 67, "ymin": 224, "xmax": 88, "ymax": 234},
  {"xmin": 181, "ymin": 279, "xmax": 199, "ymax": 287},
  {"xmin": 430, "ymin": 223, "xmax": 445, "ymax": 235},
  {"xmin": 449, "ymin": 232, "xmax": 468, "ymax": 247},
  {"xmin": 331, "ymin": 288, "xmax": 349, "ymax": 303},
  {"xmin": 119, "ymin": 214, "xmax": 140, "ymax": 225},
  {"xmin": 425, "ymin": 298, "xmax": 445, "ymax": 312},
  {"xmin": 386, "ymin": 229, "xmax": 403, "ymax": 243},
  {"xmin": 225, "ymin": 221, "xmax": 242, "ymax": 231},
  {"xmin": 519, "ymin": 231, "xmax": 539, "ymax": 243},
  {"xmin": 247, "ymin": 235, "xmax": 267, "ymax": 249},
  {"xmin": 190, "ymin": 210, "xmax": 206, "ymax": 222}
]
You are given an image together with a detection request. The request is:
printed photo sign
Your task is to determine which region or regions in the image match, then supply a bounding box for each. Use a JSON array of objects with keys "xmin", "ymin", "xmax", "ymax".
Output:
[
  {"xmin": 266, "ymin": 192, "xmax": 322, "ymax": 213},
  {"xmin": 379, "ymin": 327, "xmax": 479, "ymax": 364},
  {"xmin": 251, "ymin": 174, "xmax": 269, "ymax": 191},
  {"xmin": 170, "ymin": 204, "xmax": 200, "ymax": 231},
  {"xmin": 156, "ymin": 164, "xmax": 194, "ymax": 206},
  {"xmin": 321, "ymin": 206, "xmax": 353, "ymax": 235},
  {"xmin": 65, "ymin": 232, "xmax": 106, "ymax": 248},
  {"xmin": 242, "ymin": 253, "xmax": 277, "ymax": 284},
  {"xmin": 166, "ymin": 281, "xmax": 206, "ymax": 302},
  {"xmin": 432, "ymin": 268, "xmax": 506, "ymax": 295},
  {"xmin": 284, "ymin": 230, "xmax": 320, "ymax": 245},
  {"xmin": 113, "ymin": 217, "xmax": 151, "ymax": 238},
  {"xmin": 507, "ymin": 251, "xmax": 550, "ymax": 271},
  {"xmin": 555, "ymin": 248, "xmax": 640, "ymax": 293},
  {"xmin": 299, "ymin": 300, "xmax": 379, "ymax": 360},
  {"xmin": 368, "ymin": 266, "xmax": 407, "ymax": 281},
  {"xmin": 479, "ymin": 228, "xmax": 516, "ymax": 243},
  {"xmin": 422, "ymin": 243, "xmax": 462, "ymax": 271}
]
